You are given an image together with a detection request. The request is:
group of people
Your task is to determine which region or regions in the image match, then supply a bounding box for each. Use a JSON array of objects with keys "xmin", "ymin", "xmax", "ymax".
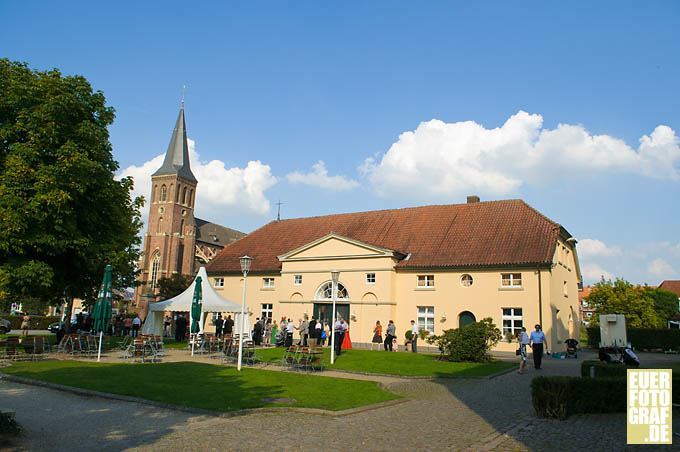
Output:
[
  {"xmin": 112, "ymin": 313, "xmax": 142, "ymax": 337},
  {"xmin": 516, "ymin": 324, "xmax": 548, "ymax": 374},
  {"xmin": 279, "ymin": 316, "xmax": 340, "ymax": 350},
  {"xmin": 371, "ymin": 319, "xmax": 420, "ymax": 353}
]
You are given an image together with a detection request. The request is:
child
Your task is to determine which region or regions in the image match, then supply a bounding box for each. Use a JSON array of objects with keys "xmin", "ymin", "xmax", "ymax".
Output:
[{"xmin": 392, "ymin": 337, "xmax": 398, "ymax": 352}]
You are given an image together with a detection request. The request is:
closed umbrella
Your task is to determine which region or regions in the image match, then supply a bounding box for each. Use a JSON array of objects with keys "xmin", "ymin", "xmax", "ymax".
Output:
[
  {"xmin": 190, "ymin": 276, "xmax": 202, "ymax": 356},
  {"xmin": 92, "ymin": 264, "xmax": 113, "ymax": 362}
]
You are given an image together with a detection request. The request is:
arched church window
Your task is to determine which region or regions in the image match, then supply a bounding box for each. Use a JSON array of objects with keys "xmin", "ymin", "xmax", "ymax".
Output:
[
  {"xmin": 160, "ymin": 185, "xmax": 167, "ymax": 202},
  {"xmin": 150, "ymin": 252, "xmax": 161, "ymax": 291},
  {"xmin": 179, "ymin": 219, "xmax": 185, "ymax": 236},
  {"xmin": 182, "ymin": 187, "xmax": 187, "ymax": 205},
  {"xmin": 189, "ymin": 189, "xmax": 193, "ymax": 207},
  {"xmin": 153, "ymin": 184, "xmax": 158, "ymax": 202},
  {"xmin": 157, "ymin": 217, "xmax": 163, "ymax": 234},
  {"xmin": 175, "ymin": 184, "xmax": 181, "ymax": 203},
  {"xmin": 315, "ymin": 281, "xmax": 349, "ymax": 300}
]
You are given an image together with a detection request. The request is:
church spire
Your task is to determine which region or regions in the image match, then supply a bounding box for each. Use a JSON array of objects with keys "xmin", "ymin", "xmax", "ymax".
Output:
[{"xmin": 152, "ymin": 102, "xmax": 197, "ymax": 183}]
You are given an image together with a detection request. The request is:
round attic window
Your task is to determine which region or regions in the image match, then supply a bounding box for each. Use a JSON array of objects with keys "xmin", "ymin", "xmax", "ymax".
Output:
[{"xmin": 460, "ymin": 274, "xmax": 473, "ymax": 287}]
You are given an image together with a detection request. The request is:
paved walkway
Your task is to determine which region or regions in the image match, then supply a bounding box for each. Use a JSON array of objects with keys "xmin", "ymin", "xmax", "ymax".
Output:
[{"xmin": 1, "ymin": 353, "xmax": 679, "ymax": 451}]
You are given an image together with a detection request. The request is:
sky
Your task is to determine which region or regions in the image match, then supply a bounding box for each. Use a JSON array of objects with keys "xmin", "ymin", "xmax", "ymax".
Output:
[{"xmin": 2, "ymin": 1, "xmax": 679, "ymax": 285}]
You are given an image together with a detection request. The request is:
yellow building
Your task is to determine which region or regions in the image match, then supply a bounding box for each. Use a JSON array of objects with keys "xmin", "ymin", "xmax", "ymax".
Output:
[{"xmin": 205, "ymin": 197, "xmax": 582, "ymax": 351}]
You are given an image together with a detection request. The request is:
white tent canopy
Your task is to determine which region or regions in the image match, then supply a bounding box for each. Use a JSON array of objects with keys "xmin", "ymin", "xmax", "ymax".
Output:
[{"xmin": 142, "ymin": 267, "xmax": 242, "ymax": 336}]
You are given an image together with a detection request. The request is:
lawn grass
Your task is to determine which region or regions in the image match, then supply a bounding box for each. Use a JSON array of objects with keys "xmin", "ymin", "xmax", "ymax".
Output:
[
  {"xmin": 256, "ymin": 347, "xmax": 514, "ymax": 377},
  {"xmin": 2, "ymin": 360, "xmax": 399, "ymax": 412}
]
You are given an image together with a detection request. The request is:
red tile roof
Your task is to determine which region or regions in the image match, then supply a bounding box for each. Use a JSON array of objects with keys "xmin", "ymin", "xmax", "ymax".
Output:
[
  {"xmin": 659, "ymin": 281, "xmax": 680, "ymax": 297},
  {"xmin": 206, "ymin": 199, "xmax": 565, "ymax": 274}
]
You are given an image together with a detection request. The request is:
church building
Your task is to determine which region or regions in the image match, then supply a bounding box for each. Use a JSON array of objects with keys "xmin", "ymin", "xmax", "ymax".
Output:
[
  {"xmin": 134, "ymin": 103, "xmax": 244, "ymax": 313},
  {"xmin": 205, "ymin": 197, "xmax": 583, "ymax": 351}
]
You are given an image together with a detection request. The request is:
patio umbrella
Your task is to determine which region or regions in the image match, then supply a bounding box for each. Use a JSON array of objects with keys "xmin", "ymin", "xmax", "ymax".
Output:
[
  {"xmin": 92, "ymin": 264, "xmax": 113, "ymax": 362},
  {"xmin": 190, "ymin": 276, "xmax": 203, "ymax": 356}
]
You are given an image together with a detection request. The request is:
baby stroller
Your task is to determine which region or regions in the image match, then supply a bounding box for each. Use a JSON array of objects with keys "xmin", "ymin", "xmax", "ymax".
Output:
[
  {"xmin": 564, "ymin": 338, "xmax": 579, "ymax": 358},
  {"xmin": 274, "ymin": 330, "xmax": 285, "ymax": 347}
]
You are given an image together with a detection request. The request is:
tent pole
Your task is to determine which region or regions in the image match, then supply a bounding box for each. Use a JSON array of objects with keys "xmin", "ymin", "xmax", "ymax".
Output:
[{"xmin": 97, "ymin": 331, "xmax": 103, "ymax": 362}]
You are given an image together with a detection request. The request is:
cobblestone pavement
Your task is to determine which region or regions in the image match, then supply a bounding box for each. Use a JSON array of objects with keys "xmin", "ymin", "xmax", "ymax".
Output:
[{"xmin": 1, "ymin": 353, "xmax": 679, "ymax": 451}]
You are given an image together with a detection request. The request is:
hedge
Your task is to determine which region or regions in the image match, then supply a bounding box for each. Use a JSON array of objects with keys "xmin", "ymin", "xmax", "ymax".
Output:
[
  {"xmin": 531, "ymin": 376, "xmax": 627, "ymax": 419},
  {"xmin": 586, "ymin": 326, "xmax": 680, "ymax": 350},
  {"xmin": 580, "ymin": 360, "xmax": 627, "ymax": 378},
  {"xmin": 0, "ymin": 316, "xmax": 60, "ymax": 330}
]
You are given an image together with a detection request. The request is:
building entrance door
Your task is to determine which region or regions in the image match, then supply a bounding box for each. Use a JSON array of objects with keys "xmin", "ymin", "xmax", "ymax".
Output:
[{"xmin": 313, "ymin": 303, "xmax": 349, "ymax": 325}]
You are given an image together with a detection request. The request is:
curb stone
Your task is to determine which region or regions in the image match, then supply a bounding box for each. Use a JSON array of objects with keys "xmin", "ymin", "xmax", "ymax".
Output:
[{"xmin": 0, "ymin": 372, "xmax": 408, "ymax": 418}]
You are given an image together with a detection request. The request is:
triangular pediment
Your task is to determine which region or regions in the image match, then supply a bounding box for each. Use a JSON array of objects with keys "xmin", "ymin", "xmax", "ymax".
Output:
[{"xmin": 278, "ymin": 233, "xmax": 400, "ymax": 261}]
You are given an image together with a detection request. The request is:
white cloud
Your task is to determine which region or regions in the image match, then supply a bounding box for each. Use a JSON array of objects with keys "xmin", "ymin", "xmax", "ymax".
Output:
[
  {"xmin": 648, "ymin": 258, "xmax": 677, "ymax": 278},
  {"xmin": 581, "ymin": 263, "xmax": 614, "ymax": 282},
  {"xmin": 364, "ymin": 111, "xmax": 680, "ymax": 199},
  {"xmin": 118, "ymin": 138, "xmax": 277, "ymax": 224},
  {"xmin": 287, "ymin": 161, "xmax": 359, "ymax": 191},
  {"xmin": 578, "ymin": 239, "xmax": 622, "ymax": 258}
]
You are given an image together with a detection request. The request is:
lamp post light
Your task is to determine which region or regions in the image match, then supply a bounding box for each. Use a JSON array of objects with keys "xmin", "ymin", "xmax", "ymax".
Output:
[
  {"xmin": 330, "ymin": 270, "xmax": 340, "ymax": 365},
  {"xmin": 237, "ymin": 255, "xmax": 252, "ymax": 371}
]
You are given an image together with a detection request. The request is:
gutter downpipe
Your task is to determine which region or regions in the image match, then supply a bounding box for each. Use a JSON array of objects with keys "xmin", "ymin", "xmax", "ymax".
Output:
[{"xmin": 537, "ymin": 267, "xmax": 543, "ymax": 328}]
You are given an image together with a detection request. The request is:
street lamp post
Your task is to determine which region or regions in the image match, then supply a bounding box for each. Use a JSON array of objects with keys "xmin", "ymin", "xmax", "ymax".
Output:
[
  {"xmin": 237, "ymin": 255, "xmax": 252, "ymax": 371},
  {"xmin": 330, "ymin": 270, "xmax": 340, "ymax": 365}
]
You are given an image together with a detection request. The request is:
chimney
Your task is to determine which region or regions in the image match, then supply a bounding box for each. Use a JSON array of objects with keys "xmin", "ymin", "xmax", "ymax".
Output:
[{"xmin": 466, "ymin": 195, "xmax": 480, "ymax": 204}]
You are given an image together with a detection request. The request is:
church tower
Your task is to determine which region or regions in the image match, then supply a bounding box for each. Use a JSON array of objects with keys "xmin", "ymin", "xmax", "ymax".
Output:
[{"xmin": 135, "ymin": 102, "xmax": 198, "ymax": 310}]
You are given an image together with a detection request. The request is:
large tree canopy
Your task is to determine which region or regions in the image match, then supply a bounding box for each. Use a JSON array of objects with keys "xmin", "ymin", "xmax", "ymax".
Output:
[{"xmin": 0, "ymin": 59, "xmax": 143, "ymax": 312}]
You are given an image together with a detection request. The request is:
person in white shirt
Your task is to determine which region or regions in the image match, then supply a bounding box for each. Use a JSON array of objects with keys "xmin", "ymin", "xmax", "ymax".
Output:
[
  {"xmin": 410, "ymin": 320, "xmax": 418, "ymax": 353},
  {"xmin": 517, "ymin": 327, "xmax": 530, "ymax": 374},
  {"xmin": 285, "ymin": 318, "xmax": 295, "ymax": 347},
  {"xmin": 334, "ymin": 319, "xmax": 344, "ymax": 356},
  {"xmin": 529, "ymin": 324, "xmax": 547, "ymax": 370}
]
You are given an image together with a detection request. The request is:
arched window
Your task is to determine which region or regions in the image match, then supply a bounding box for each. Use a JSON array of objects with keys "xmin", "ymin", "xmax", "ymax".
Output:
[
  {"xmin": 189, "ymin": 189, "xmax": 193, "ymax": 207},
  {"xmin": 179, "ymin": 219, "xmax": 185, "ymax": 236},
  {"xmin": 157, "ymin": 217, "xmax": 163, "ymax": 234},
  {"xmin": 458, "ymin": 311, "xmax": 476, "ymax": 328},
  {"xmin": 153, "ymin": 184, "xmax": 158, "ymax": 202},
  {"xmin": 182, "ymin": 187, "xmax": 187, "ymax": 205},
  {"xmin": 160, "ymin": 185, "xmax": 167, "ymax": 202},
  {"xmin": 175, "ymin": 184, "xmax": 181, "ymax": 203},
  {"xmin": 315, "ymin": 281, "xmax": 349, "ymax": 300},
  {"xmin": 150, "ymin": 252, "xmax": 160, "ymax": 291}
]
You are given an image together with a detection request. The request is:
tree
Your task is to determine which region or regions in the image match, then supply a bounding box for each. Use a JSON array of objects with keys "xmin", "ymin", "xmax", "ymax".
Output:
[
  {"xmin": 0, "ymin": 59, "xmax": 143, "ymax": 316},
  {"xmin": 427, "ymin": 317, "xmax": 502, "ymax": 362},
  {"xmin": 645, "ymin": 287, "xmax": 679, "ymax": 322},
  {"xmin": 157, "ymin": 274, "xmax": 193, "ymax": 300},
  {"xmin": 587, "ymin": 278, "xmax": 662, "ymax": 329}
]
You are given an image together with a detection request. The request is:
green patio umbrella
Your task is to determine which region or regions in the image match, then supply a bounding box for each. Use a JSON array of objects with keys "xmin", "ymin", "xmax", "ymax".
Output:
[
  {"xmin": 92, "ymin": 264, "xmax": 113, "ymax": 362},
  {"xmin": 190, "ymin": 276, "xmax": 203, "ymax": 334}
]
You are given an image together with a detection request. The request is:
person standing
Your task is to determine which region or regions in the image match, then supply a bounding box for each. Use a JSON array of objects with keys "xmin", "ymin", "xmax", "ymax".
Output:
[
  {"xmin": 214, "ymin": 314, "xmax": 224, "ymax": 338},
  {"xmin": 372, "ymin": 321, "xmax": 383, "ymax": 349},
  {"xmin": 323, "ymin": 321, "xmax": 330, "ymax": 347},
  {"xmin": 270, "ymin": 319, "xmax": 278, "ymax": 346},
  {"xmin": 285, "ymin": 318, "xmax": 295, "ymax": 347},
  {"xmin": 410, "ymin": 320, "xmax": 418, "ymax": 353},
  {"xmin": 384, "ymin": 320, "xmax": 396, "ymax": 351},
  {"xmin": 224, "ymin": 315, "xmax": 234, "ymax": 336},
  {"xmin": 334, "ymin": 317, "xmax": 344, "ymax": 356},
  {"xmin": 530, "ymin": 324, "xmax": 547, "ymax": 370},
  {"xmin": 314, "ymin": 319, "xmax": 322, "ymax": 347},
  {"xmin": 132, "ymin": 315, "xmax": 141, "ymax": 338},
  {"xmin": 163, "ymin": 315, "xmax": 172, "ymax": 338},
  {"xmin": 308, "ymin": 316, "xmax": 317, "ymax": 347},
  {"xmin": 124, "ymin": 316, "xmax": 133, "ymax": 337},
  {"xmin": 517, "ymin": 327, "xmax": 530, "ymax": 374},
  {"xmin": 300, "ymin": 316, "xmax": 309, "ymax": 346},
  {"xmin": 21, "ymin": 313, "xmax": 30, "ymax": 336}
]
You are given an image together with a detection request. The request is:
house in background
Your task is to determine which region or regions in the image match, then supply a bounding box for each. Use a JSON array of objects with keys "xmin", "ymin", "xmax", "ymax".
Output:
[
  {"xmin": 579, "ymin": 286, "xmax": 595, "ymax": 325},
  {"xmin": 206, "ymin": 196, "xmax": 583, "ymax": 351},
  {"xmin": 659, "ymin": 280, "xmax": 680, "ymax": 314}
]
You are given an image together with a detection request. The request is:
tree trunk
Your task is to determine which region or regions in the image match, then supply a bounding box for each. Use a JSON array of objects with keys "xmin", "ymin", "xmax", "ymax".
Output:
[{"xmin": 63, "ymin": 296, "xmax": 74, "ymax": 333}]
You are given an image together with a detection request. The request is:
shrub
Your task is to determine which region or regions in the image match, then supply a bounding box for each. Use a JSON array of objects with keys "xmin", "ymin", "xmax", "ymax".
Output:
[
  {"xmin": 531, "ymin": 376, "xmax": 626, "ymax": 419},
  {"xmin": 427, "ymin": 317, "xmax": 501, "ymax": 362},
  {"xmin": 0, "ymin": 411, "xmax": 22, "ymax": 435},
  {"xmin": 0, "ymin": 315, "xmax": 60, "ymax": 330},
  {"xmin": 586, "ymin": 327, "xmax": 680, "ymax": 350}
]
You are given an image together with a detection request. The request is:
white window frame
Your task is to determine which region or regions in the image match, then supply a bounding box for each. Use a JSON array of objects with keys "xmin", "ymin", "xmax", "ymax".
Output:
[
  {"xmin": 214, "ymin": 277, "xmax": 224, "ymax": 288},
  {"xmin": 263, "ymin": 277, "xmax": 275, "ymax": 289},
  {"xmin": 294, "ymin": 275, "xmax": 302, "ymax": 285},
  {"xmin": 261, "ymin": 303, "xmax": 273, "ymax": 319},
  {"xmin": 417, "ymin": 275, "xmax": 435, "ymax": 288},
  {"xmin": 502, "ymin": 308, "xmax": 523, "ymax": 336},
  {"xmin": 501, "ymin": 273, "xmax": 522, "ymax": 288},
  {"xmin": 460, "ymin": 274, "xmax": 473, "ymax": 287},
  {"xmin": 417, "ymin": 306, "xmax": 435, "ymax": 334},
  {"xmin": 366, "ymin": 273, "xmax": 376, "ymax": 284}
]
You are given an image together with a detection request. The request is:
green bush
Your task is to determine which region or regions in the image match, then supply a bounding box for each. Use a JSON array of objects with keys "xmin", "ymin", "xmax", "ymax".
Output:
[
  {"xmin": 0, "ymin": 315, "xmax": 60, "ymax": 330},
  {"xmin": 427, "ymin": 317, "xmax": 501, "ymax": 362},
  {"xmin": 531, "ymin": 376, "xmax": 627, "ymax": 419},
  {"xmin": 586, "ymin": 327, "xmax": 680, "ymax": 350}
]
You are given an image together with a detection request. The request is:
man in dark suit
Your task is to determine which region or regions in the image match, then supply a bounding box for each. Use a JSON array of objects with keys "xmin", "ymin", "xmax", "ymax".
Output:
[
  {"xmin": 214, "ymin": 314, "xmax": 224, "ymax": 338},
  {"xmin": 308, "ymin": 316, "xmax": 317, "ymax": 346},
  {"xmin": 224, "ymin": 315, "xmax": 234, "ymax": 336}
]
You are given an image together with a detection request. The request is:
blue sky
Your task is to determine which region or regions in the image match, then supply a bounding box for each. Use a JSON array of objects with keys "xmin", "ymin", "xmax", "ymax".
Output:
[{"xmin": 2, "ymin": 1, "xmax": 679, "ymax": 285}]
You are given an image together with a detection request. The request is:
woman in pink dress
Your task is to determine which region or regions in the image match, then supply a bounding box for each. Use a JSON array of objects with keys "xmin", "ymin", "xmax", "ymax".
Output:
[{"xmin": 341, "ymin": 320, "xmax": 352, "ymax": 350}]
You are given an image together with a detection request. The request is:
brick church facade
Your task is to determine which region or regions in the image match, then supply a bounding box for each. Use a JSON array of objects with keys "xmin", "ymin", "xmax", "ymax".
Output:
[{"xmin": 134, "ymin": 103, "xmax": 244, "ymax": 314}]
